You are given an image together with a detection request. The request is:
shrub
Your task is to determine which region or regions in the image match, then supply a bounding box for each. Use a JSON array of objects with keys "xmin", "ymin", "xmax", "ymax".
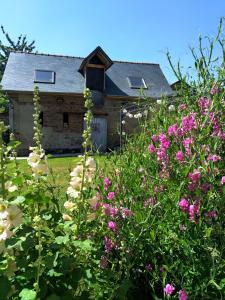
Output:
[{"xmin": 0, "ymin": 19, "xmax": 224, "ymax": 299}]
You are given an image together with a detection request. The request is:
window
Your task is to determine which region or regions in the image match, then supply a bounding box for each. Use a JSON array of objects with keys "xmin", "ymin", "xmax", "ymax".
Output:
[
  {"xmin": 34, "ymin": 70, "xmax": 55, "ymax": 83},
  {"xmin": 63, "ymin": 112, "xmax": 69, "ymax": 128},
  {"xmin": 39, "ymin": 112, "xmax": 43, "ymax": 127},
  {"xmin": 127, "ymin": 76, "xmax": 147, "ymax": 89}
]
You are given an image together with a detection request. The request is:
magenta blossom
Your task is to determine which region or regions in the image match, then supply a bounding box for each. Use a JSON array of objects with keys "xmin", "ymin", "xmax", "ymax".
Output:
[
  {"xmin": 110, "ymin": 207, "xmax": 118, "ymax": 218},
  {"xmin": 164, "ymin": 283, "xmax": 175, "ymax": 296},
  {"xmin": 176, "ymin": 151, "xmax": 184, "ymax": 162},
  {"xmin": 198, "ymin": 97, "xmax": 211, "ymax": 112},
  {"xmin": 168, "ymin": 124, "xmax": 178, "ymax": 136},
  {"xmin": 107, "ymin": 192, "xmax": 115, "ymax": 200},
  {"xmin": 159, "ymin": 133, "xmax": 170, "ymax": 149},
  {"xmin": 121, "ymin": 207, "xmax": 132, "ymax": 218},
  {"xmin": 108, "ymin": 221, "xmax": 117, "ymax": 232},
  {"xmin": 188, "ymin": 169, "xmax": 201, "ymax": 183},
  {"xmin": 205, "ymin": 210, "xmax": 217, "ymax": 219},
  {"xmin": 182, "ymin": 113, "xmax": 197, "ymax": 132},
  {"xmin": 104, "ymin": 177, "xmax": 111, "ymax": 191},
  {"xmin": 151, "ymin": 134, "xmax": 159, "ymax": 143},
  {"xmin": 179, "ymin": 198, "xmax": 189, "ymax": 212},
  {"xmin": 221, "ymin": 176, "xmax": 225, "ymax": 185},
  {"xmin": 179, "ymin": 289, "xmax": 188, "ymax": 300},
  {"xmin": 148, "ymin": 143, "xmax": 156, "ymax": 154},
  {"xmin": 207, "ymin": 154, "xmax": 221, "ymax": 162}
]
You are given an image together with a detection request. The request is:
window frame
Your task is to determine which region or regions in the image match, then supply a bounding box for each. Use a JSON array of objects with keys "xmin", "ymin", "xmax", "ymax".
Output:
[
  {"xmin": 63, "ymin": 112, "xmax": 69, "ymax": 128},
  {"xmin": 34, "ymin": 70, "xmax": 55, "ymax": 84},
  {"xmin": 127, "ymin": 76, "xmax": 147, "ymax": 89}
]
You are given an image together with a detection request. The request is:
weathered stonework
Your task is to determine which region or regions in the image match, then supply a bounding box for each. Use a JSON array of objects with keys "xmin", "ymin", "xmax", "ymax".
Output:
[{"xmin": 8, "ymin": 92, "xmax": 130, "ymax": 155}]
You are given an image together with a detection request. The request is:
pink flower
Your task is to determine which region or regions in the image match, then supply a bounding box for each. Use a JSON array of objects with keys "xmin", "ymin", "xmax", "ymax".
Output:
[
  {"xmin": 183, "ymin": 137, "xmax": 193, "ymax": 156},
  {"xmin": 100, "ymin": 255, "xmax": 108, "ymax": 269},
  {"xmin": 175, "ymin": 151, "xmax": 184, "ymax": 161},
  {"xmin": 179, "ymin": 198, "xmax": 189, "ymax": 212},
  {"xmin": 104, "ymin": 177, "xmax": 111, "ymax": 191},
  {"xmin": 151, "ymin": 134, "xmax": 159, "ymax": 143},
  {"xmin": 207, "ymin": 154, "xmax": 221, "ymax": 162},
  {"xmin": 179, "ymin": 289, "xmax": 188, "ymax": 300},
  {"xmin": 179, "ymin": 103, "xmax": 187, "ymax": 111},
  {"xmin": 107, "ymin": 192, "xmax": 115, "ymax": 200},
  {"xmin": 110, "ymin": 207, "xmax": 118, "ymax": 218},
  {"xmin": 144, "ymin": 197, "xmax": 156, "ymax": 208},
  {"xmin": 205, "ymin": 210, "xmax": 217, "ymax": 218},
  {"xmin": 168, "ymin": 124, "xmax": 178, "ymax": 136},
  {"xmin": 148, "ymin": 143, "xmax": 156, "ymax": 153},
  {"xmin": 108, "ymin": 221, "xmax": 117, "ymax": 232},
  {"xmin": 157, "ymin": 148, "xmax": 167, "ymax": 161},
  {"xmin": 121, "ymin": 207, "xmax": 132, "ymax": 218},
  {"xmin": 198, "ymin": 97, "xmax": 211, "ymax": 112},
  {"xmin": 159, "ymin": 133, "xmax": 170, "ymax": 149},
  {"xmin": 182, "ymin": 113, "xmax": 197, "ymax": 132},
  {"xmin": 145, "ymin": 264, "xmax": 153, "ymax": 271},
  {"xmin": 104, "ymin": 236, "xmax": 114, "ymax": 252},
  {"xmin": 164, "ymin": 283, "xmax": 175, "ymax": 296},
  {"xmin": 210, "ymin": 83, "xmax": 219, "ymax": 95},
  {"xmin": 201, "ymin": 183, "xmax": 211, "ymax": 194},
  {"xmin": 103, "ymin": 203, "xmax": 110, "ymax": 216},
  {"xmin": 221, "ymin": 176, "xmax": 225, "ymax": 185},
  {"xmin": 188, "ymin": 169, "xmax": 201, "ymax": 183}
]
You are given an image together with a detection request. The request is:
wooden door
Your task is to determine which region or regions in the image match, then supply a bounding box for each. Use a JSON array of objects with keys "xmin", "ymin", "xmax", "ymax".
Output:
[{"xmin": 91, "ymin": 118, "xmax": 107, "ymax": 152}]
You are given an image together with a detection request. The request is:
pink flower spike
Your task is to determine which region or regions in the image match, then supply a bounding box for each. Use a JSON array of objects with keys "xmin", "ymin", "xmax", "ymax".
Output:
[
  {"xmin": 110, "ymin": 207, "xmax": 118, "ymax": 218},
  {"xmin": 151, "ymin": 134, "xmax": 158, "ymax": 143},
  {"xmin": 179, "ymin": 289, "xmax": 188, "ymax": 300},
  {"xmin": 148, "ymin": 143, "xmax": 156, "ymax": 154},
  {"xmin": 108, "ymin": 221, "xmax": 117, "ymax": 232},
  {"xmin": 164, "ymin": 283, "xmax": 175, "ymax": 296},
  {"xmin": 207, "ymin": 154, "xmax": 221, "ymax": 162},
  {"xmin": 176, "ymin": 151, "xmax": 184, "ymax": 162},
  {"xmin": 220, "ymin": 176, "xmax": 225, "ymax": 185},
  {"xmin": 179, "ymin": 198, "xmax": 189, "ymax": 212},
  {"xmin": 107, "ymin": 192, "xmax": 115, "ymax": 200},
  {"xmin": 104, "ymin": 177, "xmax": 111, "ymax": 191}
]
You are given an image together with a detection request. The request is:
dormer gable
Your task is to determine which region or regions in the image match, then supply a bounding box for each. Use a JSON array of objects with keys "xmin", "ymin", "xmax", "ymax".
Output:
[{"xmin": 79, "ymin": 47, "xmax": 113, "ymax": 93}]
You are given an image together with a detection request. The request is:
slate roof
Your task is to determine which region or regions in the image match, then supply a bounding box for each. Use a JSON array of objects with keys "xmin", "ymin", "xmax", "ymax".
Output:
[{"xmin": 1, "ymin": 51, "xmax": 174, "ymax": 98}]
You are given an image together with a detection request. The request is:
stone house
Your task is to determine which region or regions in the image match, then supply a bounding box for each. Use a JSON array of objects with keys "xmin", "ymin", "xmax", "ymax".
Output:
[{"xmin": 1, "ymin": 46, "xmax": 173, "ymax": 155}]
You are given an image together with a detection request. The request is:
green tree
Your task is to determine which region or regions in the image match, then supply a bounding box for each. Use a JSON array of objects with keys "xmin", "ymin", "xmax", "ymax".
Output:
[
  {"xmin": 0, "ymin": 25, "xmax": 36, "ymax": 80},
  {"xmin": 0, "ymin": 85, "xmax": 8, "ymax": 113}
]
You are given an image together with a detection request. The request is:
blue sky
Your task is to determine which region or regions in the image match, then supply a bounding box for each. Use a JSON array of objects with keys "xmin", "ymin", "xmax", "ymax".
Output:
[{"xmin": 0, "ymin": 0, "xmax": 224, "ymax": 83}]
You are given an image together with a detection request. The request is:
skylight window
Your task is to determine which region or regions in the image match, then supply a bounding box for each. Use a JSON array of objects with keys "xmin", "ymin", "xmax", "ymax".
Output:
[
  {"xmin": 34, "ymin": 70, "xmax": 55, "ymax": 83},
  {"xmin": 127, "ymin": 76, "xmax": 147, "ymax": 89}
]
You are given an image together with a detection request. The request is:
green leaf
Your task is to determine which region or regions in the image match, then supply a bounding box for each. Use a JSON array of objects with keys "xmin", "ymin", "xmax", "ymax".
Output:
[
  {"xmin": 55, "ymin": 235, "xmax": 69, "ymax": 245},
  {"xmin": 11, "ymin": 196, "xmax": 26, "ymax": 205},
  {"xmin": 0, "ymin": 276, "xmax": 11, "ymax": 300},
  {"xmin": 73, "ymin": 240, "xmax": 92, "ymax": 251},
  {"xmin": 19, "ymin": 289, "xmax": 37, "ymax": 300}
]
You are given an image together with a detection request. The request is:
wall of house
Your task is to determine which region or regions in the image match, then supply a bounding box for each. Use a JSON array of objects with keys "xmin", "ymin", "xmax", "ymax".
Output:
[{"xmin": 8, "ymin": 92, "xmax": 128, "ymax": 155}]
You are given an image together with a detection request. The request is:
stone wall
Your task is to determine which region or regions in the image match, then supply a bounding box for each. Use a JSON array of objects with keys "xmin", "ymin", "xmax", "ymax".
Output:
[{"xmin": 8, "ymin": 92, "xmax": 129, "ymax": 155}]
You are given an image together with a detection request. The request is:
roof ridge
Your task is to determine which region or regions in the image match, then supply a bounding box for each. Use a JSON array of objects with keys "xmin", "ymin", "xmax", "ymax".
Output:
[{"xmin": 10, "ymin": 51, "xmax": 159, "ymax": 65}]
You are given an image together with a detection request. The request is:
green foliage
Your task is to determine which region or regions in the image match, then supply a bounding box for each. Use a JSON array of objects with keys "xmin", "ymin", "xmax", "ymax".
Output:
[
  {"xmin": 0, "ymin": 19, "xmax": 224, "ymax": 300},
  {"xmin": 0, "ymin": 85, "xmax": 8, "ymax": 113}
]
